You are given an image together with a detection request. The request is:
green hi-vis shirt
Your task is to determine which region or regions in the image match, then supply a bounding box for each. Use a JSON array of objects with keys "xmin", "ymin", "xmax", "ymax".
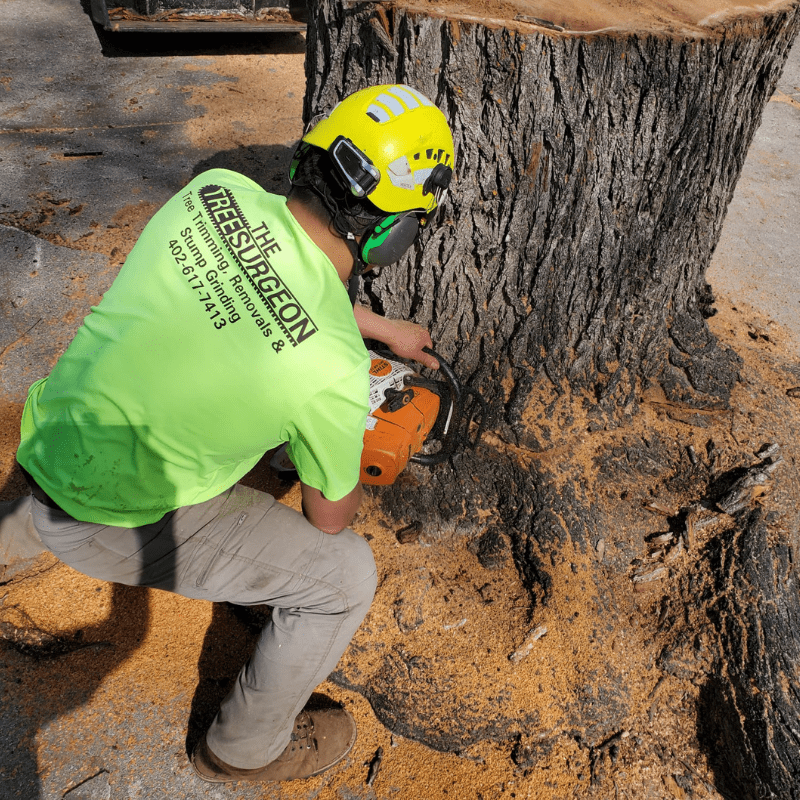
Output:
[{"xmin": 17, "ymin": 169, "xmax": 370, "ymax": 527}]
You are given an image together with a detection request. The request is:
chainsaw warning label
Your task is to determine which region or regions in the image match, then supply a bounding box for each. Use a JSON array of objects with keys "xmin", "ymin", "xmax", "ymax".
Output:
[
  {"xmin": 369, "ymin": 358, "xmax": 393, "ymax": 378},
  {"xmin": 367, "ymin": 351, "xmax": 414, "ymax": 411},
  {"xmin": 172, "ymin": 184, "xmax": 319, "ymax": 350}
]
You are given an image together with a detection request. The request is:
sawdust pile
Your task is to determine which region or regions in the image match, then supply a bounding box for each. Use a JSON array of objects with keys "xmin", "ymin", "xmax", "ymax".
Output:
[
  {"xmin": 2, "ymin": 296, "xmax": 799, "ymax": 799},
  {"xmin": 399, "ymin": 0, "xmax": 793, "ymax": 34}
]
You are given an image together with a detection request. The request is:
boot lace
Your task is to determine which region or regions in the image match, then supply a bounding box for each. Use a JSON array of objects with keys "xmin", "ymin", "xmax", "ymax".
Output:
[{"xmin": 288, "ymin": 714, "xmax": 315, "ymax": 753}]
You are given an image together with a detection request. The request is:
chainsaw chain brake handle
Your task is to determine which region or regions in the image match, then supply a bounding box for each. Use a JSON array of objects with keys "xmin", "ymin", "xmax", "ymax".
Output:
[
  {"xmin": 383, "ymin": 387, "xmax": 415, "ymax": 413},
  {"xmin": 406, "ymin": 347, "xmax": 487, "ymax": 466}
]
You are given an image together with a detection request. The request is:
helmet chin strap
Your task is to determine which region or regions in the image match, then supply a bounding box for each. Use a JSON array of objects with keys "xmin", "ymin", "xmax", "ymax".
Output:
[
  {"xmin": 345, "ymin": 232, "xmax": 365, "ymax": 306},
  {"xmin": 344, "ymin": 231, "xmax": 368, "ymax": 277}
]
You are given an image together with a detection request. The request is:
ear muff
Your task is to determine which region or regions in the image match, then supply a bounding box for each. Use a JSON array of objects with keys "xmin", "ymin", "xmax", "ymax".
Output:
[{"xmin": 360, "ymin": 214, "xmax": 422, "ymax": 267}]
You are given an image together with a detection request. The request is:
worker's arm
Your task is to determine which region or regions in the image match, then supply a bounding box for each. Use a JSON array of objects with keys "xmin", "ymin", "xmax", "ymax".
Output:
[
  {"xmin": 301, "ymin": 481, "xmax": 364, "ymax": 535},
  {"xmin": 353, "ymin": 304, "xmax": 439, "ymax": 370}
]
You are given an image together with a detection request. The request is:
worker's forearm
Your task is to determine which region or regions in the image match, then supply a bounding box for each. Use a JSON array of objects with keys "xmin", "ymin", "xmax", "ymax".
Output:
[
  {"xmin": 301, "ymin": 482, "xmax": 364, "ymax": 534},
  {"xmin": 353, "ymin": 304, "xmax": 392, "ymax": 341}
]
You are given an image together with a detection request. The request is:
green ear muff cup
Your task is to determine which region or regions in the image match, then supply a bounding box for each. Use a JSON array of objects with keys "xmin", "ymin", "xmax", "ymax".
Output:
[{"xmin": 362, "ymin": 214, "xmax": 421, "ymax": 267}]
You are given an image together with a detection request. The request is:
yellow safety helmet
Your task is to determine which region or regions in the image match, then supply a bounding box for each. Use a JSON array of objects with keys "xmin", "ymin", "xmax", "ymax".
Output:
[{"xmin": 300, "ymin": 84, "xmax": 455, "ymax": 215}]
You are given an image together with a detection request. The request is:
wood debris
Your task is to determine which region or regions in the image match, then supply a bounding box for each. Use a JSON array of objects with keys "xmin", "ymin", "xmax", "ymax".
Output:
[
  {"xmin": 717, "ymin": 444, "xmax": 783, "ymax": 514},
  {"xmin": 366, "ymin": 746, "xmax": 383, "ymax": 787},
  {"xmin": 107, "ymin": 6, "xmax": 294, "ymax": 22},
  {"xmin": 396, "ymin": 521, "xmax": 421, "ymax": 544},
  {"xmin": 513, "ymin": 14, "xmax": 565, "ymax": 31},
  {"xmin": 595, "ymin": 537, "xmax": 606, "ymax": 562},
  {"xmin": 643, "ymin": 500, "xmax": 675, "ymax": 517},
  {"xmin": 632, "ymin": 566, "xmax": 667, "ymax": 588},
  {"xmin": 509, "ymin": 625, "xmax": 548, "ymax": 663}
]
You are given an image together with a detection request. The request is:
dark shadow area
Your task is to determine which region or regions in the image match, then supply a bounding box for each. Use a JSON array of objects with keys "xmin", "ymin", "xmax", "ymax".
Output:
[
  {"xmin": 76, "ymin": 0, "xmax": 306, "ymax": 58},
  {"xmin": 95, "ymin": 28, "xmax": 307, "ymax": 58},
  {"xmin": 238, "ymin": 448, "xmax": 299, "ymax": 502},
  {"xmin": 0, "ymin": 582, "xmax": 150, "ymax": 799},
  {"xmin": 185, "ymin": 601, "xmax": 270, "ymax": 755},
  {"xmin": 191, "ymin": 143, "xmax": 298, "ymax": 196},
  {"xmin": 696, "ymin": 675, "xmax": 760, "ymax": 800}
]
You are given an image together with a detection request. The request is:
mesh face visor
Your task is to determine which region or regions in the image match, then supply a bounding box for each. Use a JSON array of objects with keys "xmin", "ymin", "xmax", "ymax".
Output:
[{"xmin": 329, "ymin": 136, "xmax": 380, "ymax": 199}]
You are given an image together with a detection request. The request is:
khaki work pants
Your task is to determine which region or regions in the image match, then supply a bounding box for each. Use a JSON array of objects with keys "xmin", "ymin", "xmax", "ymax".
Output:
[{"xmin": 29, "ymin": 483, "xmax": 377, "ymax": 769}]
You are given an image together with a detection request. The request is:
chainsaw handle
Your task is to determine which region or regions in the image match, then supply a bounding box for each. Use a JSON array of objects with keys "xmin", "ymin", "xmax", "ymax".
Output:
[
  {"xmin": 409, "ymin": 348, "xmax": 463, "ymax": 466},
  {"xmin": 421, "ymin": 347, "xmax": 461, "ymax": 401}
]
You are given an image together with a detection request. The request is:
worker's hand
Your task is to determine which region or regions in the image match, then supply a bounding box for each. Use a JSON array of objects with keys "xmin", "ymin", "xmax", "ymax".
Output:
[
  {"xmin": 382, "ymin": 319, "xmax": 440, "ymax": 370},
  {"xmin": 352, "ymin": 305, "xmax": 439, "ymax": 370}
]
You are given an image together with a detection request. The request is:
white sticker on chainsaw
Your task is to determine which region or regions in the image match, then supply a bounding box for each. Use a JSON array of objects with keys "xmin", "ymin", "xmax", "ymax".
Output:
[{"xmin": 367, "ymin": 349, "xmax": 415, "ymax": 412}]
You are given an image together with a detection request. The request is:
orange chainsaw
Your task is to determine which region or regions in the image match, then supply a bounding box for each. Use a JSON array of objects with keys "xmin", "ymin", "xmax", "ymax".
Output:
[
  {"xmin": 358, "ymin": 347, "xmax": 486, "ymax": 485},
  {"xmin": 270, "ymin": 348, "xmax": 486, "ymax": 486}
]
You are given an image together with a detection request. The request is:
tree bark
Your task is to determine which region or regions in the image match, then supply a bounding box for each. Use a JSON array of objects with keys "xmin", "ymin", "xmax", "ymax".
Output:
[
  {"xmin": 304, "ymin": 2, "xmax": 800, "ymax": 796},
  {"xmin": 306, "ymin": 0, "xmax": 797, "ymax": 427},
  {"xmin": 693, "ymin": 507, "xmax": 800, "ymax": 799}
]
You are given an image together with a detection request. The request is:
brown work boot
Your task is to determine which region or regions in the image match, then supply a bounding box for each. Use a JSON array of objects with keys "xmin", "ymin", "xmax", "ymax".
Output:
[{"xmin": 191, "ymin": 707, "xmax": 357, "ymax": 783}]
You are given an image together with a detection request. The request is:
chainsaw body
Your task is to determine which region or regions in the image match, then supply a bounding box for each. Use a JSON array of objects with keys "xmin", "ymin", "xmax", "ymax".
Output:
[
  {"xmin": 360, "ymin": 349, "xmax": 484, "ymax": 485},
  {"xmin": 270, "ymin": 348, "xmax": 485, "ymax": 486}
]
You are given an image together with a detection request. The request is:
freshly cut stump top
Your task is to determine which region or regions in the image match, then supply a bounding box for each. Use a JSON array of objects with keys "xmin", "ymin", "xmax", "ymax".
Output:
[{"xmin": 397, "ymin": 0, "xmax": 794, "ymax": 33}]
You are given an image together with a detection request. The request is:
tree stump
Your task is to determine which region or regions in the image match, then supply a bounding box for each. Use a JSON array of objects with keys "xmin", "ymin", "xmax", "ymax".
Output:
[
  {"xmin": 306, "ymin": 0, "xmax": 797, "ymax": 423},
  {"xmin": 304, "ymin": 2, "xmax": 800, "ymax": 796}
]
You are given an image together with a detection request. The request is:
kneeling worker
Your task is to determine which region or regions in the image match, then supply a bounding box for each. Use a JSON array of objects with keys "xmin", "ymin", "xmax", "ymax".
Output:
[{"xmin": 16, "ymin": 84, "xmax": 455, "ymax": 783}]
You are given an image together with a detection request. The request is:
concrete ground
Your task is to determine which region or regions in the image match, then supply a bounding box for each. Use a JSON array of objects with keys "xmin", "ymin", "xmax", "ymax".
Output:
[
  {"xmin": 0, "ymin": 0, "xmax": 306, "ymax": 405},
  {"xmin": 0, "ymin": 0, "xmax": 798, "ymax": 797},
  {"xmin": 1, "ymin": 3, "xmax": 310, "ymax": 799},
  {"xmin": 708, "ymin": 37, "xmax": 800, "ymax": 355}
]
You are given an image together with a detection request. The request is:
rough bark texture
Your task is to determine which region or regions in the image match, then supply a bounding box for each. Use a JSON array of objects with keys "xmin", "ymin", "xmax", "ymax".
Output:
[
  {"xmin": 305, "ymin": 2, "xmax": 798, "ymax": 427},
  {"xmin": 305, "ymin": 2, "xmax": 800, "ymax": 796},
  {"xmin": 693, "ymin": 508, "xmax": 800, "ymax": 799}
]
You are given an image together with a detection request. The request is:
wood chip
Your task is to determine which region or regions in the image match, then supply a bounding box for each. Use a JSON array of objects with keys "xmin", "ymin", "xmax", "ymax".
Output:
[
  {"xmin": 595, "ymin": 538, "xmax": 606, "ymax": 562},
  {"xmin": 396, "ymin": 522, "xmax": 421, "ymax": 544},
  {"xmin": 663, "ymin": 536, "xmax": 684, "ymax": 563},
  {"xmin": 684, "ymin": 508, "xmax": 698, "ymax": 550},
  {"xmin": 643, "ymin": 501, "xmax": 675, "ymax": 517},
  {"xmin": 513, "ymin": 14, "xmax": 565, "ymax": 31},
  {"xmin": 509, "ymin": 625, "xmax": 548, "ymax": 662},
  {"xmin": 366, "ymin": 746, "xmax": 383, "ymax": 786},
  {"xmin": 648, "ymin": 532, "xmax": 674, "ymax": 546},
  {"xmin": 632, "ymin": 566, "xmax": 667, "ymax": 584},
  {"xmin": 755, "ymin": 443, "xmax": 780, "ymax": 460}
]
